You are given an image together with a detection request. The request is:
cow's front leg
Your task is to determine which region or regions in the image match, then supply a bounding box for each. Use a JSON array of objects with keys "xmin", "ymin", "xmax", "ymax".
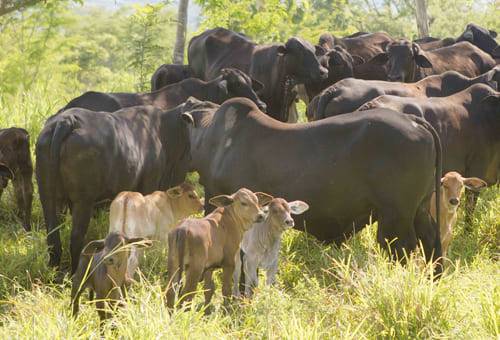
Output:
[
  {"xmin": 243, "ymin": 258, "xmax": 259, "ymax": 298},
  {"xmin": 266, "ymin": 259, "xmax": 279, "ymax": 286}
]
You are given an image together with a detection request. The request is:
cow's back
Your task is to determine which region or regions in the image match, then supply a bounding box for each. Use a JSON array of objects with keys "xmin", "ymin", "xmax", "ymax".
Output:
[{"xmin": 188, "ymin": 27, "xmax": 255, "ymax": 80}]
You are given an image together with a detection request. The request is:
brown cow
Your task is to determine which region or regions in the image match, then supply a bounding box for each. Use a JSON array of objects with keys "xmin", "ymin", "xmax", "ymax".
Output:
[
  {"xmin": 430, "ymin": 172, "xmax": 486, "ymax": 257},
  {"xmin": 416, "ymin": 37, "xmax": 456, "ymax": 51},
  {"xmin": 0, "ymin": 128, "xmax": 33, "ymax": 231},
  {"xmin": 319, "ymin": 32, "xmax": 394, "ymax": 60},
  {"xmin": 71, "ymin": 232, "xmax": 152, "ymax": 322},
  {"xmin": 372, "ymin": 40, "xmax": 496, "ymax": 82},
  {"xmin": 166, "ymin": 188, "xmax": 273, "ymax": 310}
]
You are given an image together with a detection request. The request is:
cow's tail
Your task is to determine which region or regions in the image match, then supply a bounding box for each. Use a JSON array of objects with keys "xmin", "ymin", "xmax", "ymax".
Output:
[
  {"xmin": 315, "ymin": 86, "xmax": 338, "ymax": 120},
  {"xmin": 415, "ymin": 117, "xmax": 443, "ymax": 271},
  {"xmin": 36, "ymin": 115, "xmax": 76, "ymax": 267},
  {"xmin": 168, "ymin": 228, "xmax": 187, "ymax": 287}
]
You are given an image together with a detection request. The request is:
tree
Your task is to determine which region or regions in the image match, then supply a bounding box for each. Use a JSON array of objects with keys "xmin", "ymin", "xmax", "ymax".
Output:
[
  {"xmin": 415, "ymin": 0, "xmax": 429, "ymax": 37},
  {"xmin": 173, "ymin": 0, "xmax": 189, "ymax": 64},
  {"xmin": 0, "ymin": 0, "xmax": 81, "ymax": 17}
]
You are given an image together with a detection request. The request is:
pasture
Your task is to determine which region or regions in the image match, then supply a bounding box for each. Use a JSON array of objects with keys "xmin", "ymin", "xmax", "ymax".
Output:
[{"xmin": 0, "ymin": 89, "xmax": 498, "ymax": 338}]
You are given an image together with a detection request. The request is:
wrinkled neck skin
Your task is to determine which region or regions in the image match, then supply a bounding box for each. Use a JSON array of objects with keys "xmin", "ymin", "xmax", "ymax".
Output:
[
  {"xmin": 246, "ymin": 218, "xmax": 283, "ymax": 253},
  {"xmin": 221, "ymin": 206, "xmax": 254, "ymax": 242},
  {"xmin": 186, "ymin": 111, "xmax": 217, "ymax": 183}
]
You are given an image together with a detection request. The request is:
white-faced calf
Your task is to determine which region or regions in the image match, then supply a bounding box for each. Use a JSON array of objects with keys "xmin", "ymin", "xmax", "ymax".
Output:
[
  {"xmin": 430, "ymin": 171, "xmax": 486, "ymax": 257},
  {"xmin": 166, "ymin": 188, "xmax": 273, "ymax": 310},
  {"xmin": 233, "ymin": 198, "xmax": 309, "ymax": 298},
  {"xmin": 109, "ymin": 183, "xmax": 203, "ymax": 278},
  {"xmin": 71, "ymin": 232, "xmax": 151, "ymax": 322}
]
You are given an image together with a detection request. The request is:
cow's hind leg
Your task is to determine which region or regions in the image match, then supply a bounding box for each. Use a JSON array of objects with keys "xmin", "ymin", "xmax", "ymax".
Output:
[
  {"xmin": 203, "ymin": 270, "xmax": 215, "ymax": 314},
  {"xmin": 70, "ymin": 201, "xmax": 94, "ymax": 274},
  {"xmin": 377, "ymin": 208, "xmax": 417, "ymax": 263},
  {"xmin": 179, "ymin": 264, "xmax": 203, "ymax": 308}
]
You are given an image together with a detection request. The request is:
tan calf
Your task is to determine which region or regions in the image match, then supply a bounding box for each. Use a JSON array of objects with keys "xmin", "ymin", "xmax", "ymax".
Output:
[
  {"xmin": 71, "ymin": 232, "xmax": 151, "ymax": 323},
  {"xmin": 166, "ymin": 188, "xmax": 273, "ymax": 310},
  {"xmin": 430, "ymin": 171, "xmax": 486, "ymax": 257}
]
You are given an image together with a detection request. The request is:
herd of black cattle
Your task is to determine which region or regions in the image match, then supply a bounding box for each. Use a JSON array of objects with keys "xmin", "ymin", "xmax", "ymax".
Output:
[{"xmin": 0, "ymin": 23, "xmax": 498, "ymax": 281}]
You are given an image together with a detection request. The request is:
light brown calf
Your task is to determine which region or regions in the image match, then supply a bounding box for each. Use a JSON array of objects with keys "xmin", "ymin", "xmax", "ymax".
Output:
[
  {"xmin": 71, "ymin": 232, "xmax": 151, "ymax": 322},
  {"xmin": 109, "ymin": 183, "xmax": 203, "ymax": 278},
  {"xmin": 430, "ymin": 171, "xmax": 486, "ymax": 257},
  {"xmin": 166, "ymin": 188, "xmax": 273, "ymax": 310}
]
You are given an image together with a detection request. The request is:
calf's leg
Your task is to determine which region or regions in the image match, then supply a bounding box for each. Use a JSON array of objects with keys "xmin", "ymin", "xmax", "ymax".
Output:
[
  {"xmin": 13, "ymin": 169, "xmax": 33, "ymax": 232},
  {"xmin": 203, "ymin": 270, "xmax": 215, "ymax": 313}
]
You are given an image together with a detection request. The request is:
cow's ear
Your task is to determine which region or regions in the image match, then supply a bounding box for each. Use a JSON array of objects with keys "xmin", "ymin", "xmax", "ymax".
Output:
[
  {"xmin": 371, "ymin": 53, "xmax": 389, "ymax": 65},
  {"xmin": 255, "ymin": 192, "xmax": 273, "ymax": 206},
  {"xmin": 218, "ymin": 79, "xmax": 228, "ymax": 94},
  {"xmin": 181, "ymin": 112, "xmax": 194, "ymax": 125},
  {"xmin": 415, "ymin": 54, "xmax": 433, "ymax": 68},
  {"xmin": 489, "ymin": 29, "xmax": 497, "ymax": 38},
  {"xmin": 0, "ymin": 164, "xmax": 14, "ymax": 180},
  {"xmin": 463, "ymin": 177, "xmax": 487, "ymax": 192},
  {"xmin": 126, "ymin": 237, "xmax": 153, "ymax": 248},
  {"xmin": 288, "ymin": 200, "xmax": 309, "ymax": 215},
  {"xmin": 491, "ymin": 46, "xmax": 500, "ymax": 58},
  {"xmin": 277, "ymin": 44, "xmax": 287, "ymax": 56},
  {"xmin": 82, "ymin": 240, "xmax": 105, "ymax": 256},
  {"xmin": 315, "ymin": 45, "xmax": 327, "ymax": 57},
  {"xmin": 251, "ymin": 78, "xmax": 264, "ymax": 94},
  {"xmin": 352, "ymin": 55, "xmax": 365, "ymax": 65},
  {"xmin": 167, "ymin": 185, "xmax": 183, "ymax": 198},
  {"xmin": 209, "ymin": 195, "xmax": 234, "ymax": 207}
]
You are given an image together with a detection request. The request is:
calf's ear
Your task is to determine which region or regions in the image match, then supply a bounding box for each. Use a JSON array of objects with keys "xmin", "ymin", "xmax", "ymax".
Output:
[
  {"xmin": 371, "ymin": 53, "xmax": 389, "ymax": 65},
  {"xmin": 255, "ymin": 192, "xmax": 273, "ymax": 206},
  {"xmin": 126, "ymin": 237, "xmax": 153, "ymax": 248},
  {"xmin": 82, "ymin": 239, "xmax": 105, "ymax": 256},
  {"xmin": 315, "ymin": 45, "xmax": 327, "ymax": 57},
  {"xmin": 288, "ymin": 200, "xmax": 310, "ymax": 215},
  {"xmin": 167, "ymin": 185, "xmax": 184, "ymax": 198},
  {"xmin": 462, "ymin": 177, "xmax": 487, "ymax": 192},
  {"xmin": 209, "ymin": 195, "xmax": 234, "ymax": 207},
  {"xmin": 0, "ymin": 164, "xmax": 14, "ymax": 180},
  {"xmin": 414, "ymin": 54, "xmax": 433, "ymax": 68}
]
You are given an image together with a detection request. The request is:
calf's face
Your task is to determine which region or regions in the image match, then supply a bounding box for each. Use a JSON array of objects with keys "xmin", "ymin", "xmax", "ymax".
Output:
[
  {"xmin": 166, "ymin": 182, "xmax": 204, "ymax": 216},
  {"xmin": 440, "ymin": 172, "xmax": 487, "ymax": 212},
  {"xmin": 209, "ymin": 188, "xmax": 273, "ymax": 230},
  {"xmin": 266, "ymin": 198, "xmax": 309, "ymax": 231}
]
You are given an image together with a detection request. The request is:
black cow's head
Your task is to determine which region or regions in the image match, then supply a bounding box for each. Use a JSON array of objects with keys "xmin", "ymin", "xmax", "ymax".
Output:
[
  {"xmin": 277, "ymin": 37, "xmax": 328, "ymax": 83},
  {"xmin": 372, "ymin": 40, "xmax": 432, "ymax": 82},
  {"xmin": 457, "ymin": 23, "xmax": 499, "ymax": 56},
  {"xmin": 219, "ymin": 68, "xmax": 267, "ymax": 112},
  {"xmin": 323, "ymin": 46, "xmax": 364, "ymax": 81}
]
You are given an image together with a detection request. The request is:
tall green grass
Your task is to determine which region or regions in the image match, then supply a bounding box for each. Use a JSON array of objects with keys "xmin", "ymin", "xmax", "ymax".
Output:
[{"xmin": 0, "ymin": 87, "xmax": 498, "ymax": 339}]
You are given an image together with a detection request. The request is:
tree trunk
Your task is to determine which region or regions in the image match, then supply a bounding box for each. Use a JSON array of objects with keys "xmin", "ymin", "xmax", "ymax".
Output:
[
  {"xmin": 415, "ymin": 0, "xmax": 430, "ymax": 38},
  {"xmin": 173, "ymin": 0, "xmax": 189, "ymax": 64}
]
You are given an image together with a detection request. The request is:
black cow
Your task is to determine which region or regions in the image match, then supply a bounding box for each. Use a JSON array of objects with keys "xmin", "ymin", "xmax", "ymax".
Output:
[
  {"xmin": 372, "ymin": 40, "xmax": 496, "ymax": 82},
  {"xmin": 416, "ymin": 37, "xmax": 456, "ymax": 51},
  {"xmin": 456, "ymin": 23, "xmax": 500, "ymax": 58},
  {"xmin": 318, "ymin": 32, "xmax": 394, "ymax": 60},
  {"xmin": 188, "ymin": 27, "xmax": 327, "ymax": 121},
  {"xmin": 36, "ymin": 102, "xmax": 214, "ymax": 272},
  {"xmin": 0, "ymin": 128, "xmax": 33, "ymax": 231},
  {"xmin": 308, "ymin": 66, "xmax": 500, "ymax": 120},
  {"xmin": 182, "ymin": 97, "xmax": 442, "ymax": 270},
  {"xmin": 151, "ymin": 64, "xmax": 193, "ymax": 91},
  {"xmin": 61, "ymin": 68, "xmax": 266, "ymax": 113}
]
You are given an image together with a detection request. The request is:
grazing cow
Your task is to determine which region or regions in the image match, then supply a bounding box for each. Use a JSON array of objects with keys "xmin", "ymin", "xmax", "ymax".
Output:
[
  {"xmin": 36, "ymin": 101, "xmax": 213, "ymax": 272},
  {"xmin": 430, "ymin": 172, "xmax": 487, "ymax": 257},
  {"xmin": 166, "ymin": 188, "xmax": 273, "ymax": 310},
  {"xmin": 372, "ymin": 40, "xmax": 496, "ymax": 82},
  {"xmin": 188, "ymin": 27, "xmax": 328, "ymax": 121},
  {"xmin": 416, "ymin": 37, "xmax": 456, "ymax": 51},
  {"xmin": 318, "ymin": 32, "xmax": 394, "ymax": 60},
  {"xmin": 151, "ymin": 64, "xmax": 193, "ymax": 91},
  {"xmin": 359, "ymin": 83, "xmax": 500, "ymax": 187},
  {"xmin": 109, "ymin": 182, "xmax": 203, "ymax": 277},
  {"xmin": 233, "ymin": 198, "xmax": 309, "ymax": 298},
  {"xmin": 181, "ymin": 97, "xmax": 443, "ymax": 270},
  {"xmin": 61, "ymin": 68, "xmax": 267, "ymax": 113},
  {"xmin": 308, "ymin": 66, "xmax": 500, "ymax": 120},
  {"xmin": 71, "ymin": 232, "xmax": 152, "ymax": 322},
  {"xmin": 456, "ymin": 23, "xmax": 500, "ymax": 58},
  {"xmin": 0, "ymin": 128, "xmax": 33, "ymax": 231}
]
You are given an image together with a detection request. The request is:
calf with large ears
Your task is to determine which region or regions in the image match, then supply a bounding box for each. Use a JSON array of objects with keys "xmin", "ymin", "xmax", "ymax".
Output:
[
  {"xmin": 233, "ymin": 198, "xmax": 309, "ymax": 298},
  {"xmin": 430, "ymin": 172, "xmax": 487, "ymax": 257},
  {"xmin": 166, "ymin": 188, "xmax": 273, "ymax": 310},
  {"xmin": 71, "ymin": 232, "xmax": 152, "ymax": 322}
]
